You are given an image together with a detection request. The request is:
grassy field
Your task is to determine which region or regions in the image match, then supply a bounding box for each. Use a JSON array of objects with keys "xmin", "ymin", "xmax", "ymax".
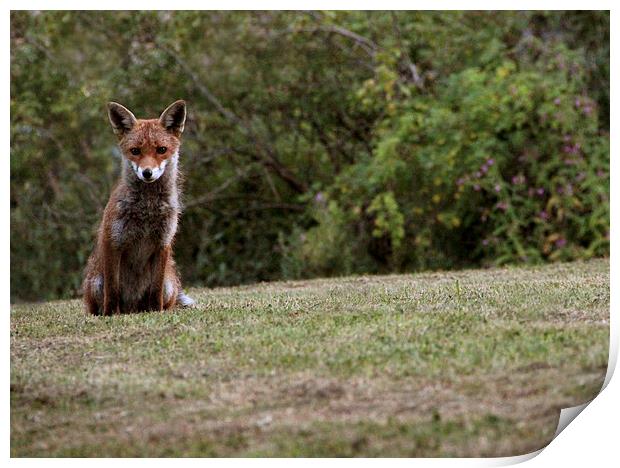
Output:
[{"xmin": 11, "ymin": 259, "xmax": 609, "ymax": 457}]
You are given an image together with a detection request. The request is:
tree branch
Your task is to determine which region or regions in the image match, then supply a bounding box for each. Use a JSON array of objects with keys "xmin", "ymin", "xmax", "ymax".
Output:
[
  {"xmin": 157, "ymin": 42, "xmax": 308, "ymax": 194},
  {"xmin": 390, "ymin": 12, "xmax": 425, "ymax": 90},
  {"xmin": 304, "ymin": 11, "xmax": 378, "ymax": 57}
]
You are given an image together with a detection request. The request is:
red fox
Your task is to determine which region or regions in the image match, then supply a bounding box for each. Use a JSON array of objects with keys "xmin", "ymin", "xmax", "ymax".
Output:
[{"xmin": 82, "ymin": 100, "xmax": 195, "ymax": 315}]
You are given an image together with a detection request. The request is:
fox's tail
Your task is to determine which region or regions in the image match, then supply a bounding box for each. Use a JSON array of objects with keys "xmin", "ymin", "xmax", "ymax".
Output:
[{"xmin": 178, "ymin": 291, "xmax": 196, "ymax": 308}]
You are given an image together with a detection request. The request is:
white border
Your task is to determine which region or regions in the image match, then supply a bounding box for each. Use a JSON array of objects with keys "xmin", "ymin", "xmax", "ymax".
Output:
[{"xmin": 4, "ymin": 3, "xmax": 616, "ymax": 466}]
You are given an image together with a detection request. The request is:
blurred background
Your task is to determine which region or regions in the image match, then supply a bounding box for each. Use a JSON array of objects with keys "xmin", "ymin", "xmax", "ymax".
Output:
[{"xmin": 10, "ymin": 11, "xmax": 609, "ymax": 303}]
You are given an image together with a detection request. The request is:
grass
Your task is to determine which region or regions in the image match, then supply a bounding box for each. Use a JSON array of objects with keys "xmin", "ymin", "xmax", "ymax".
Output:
[{"xmin": 11, "ymin": 259, "xmax": 609, "ymax": 457}]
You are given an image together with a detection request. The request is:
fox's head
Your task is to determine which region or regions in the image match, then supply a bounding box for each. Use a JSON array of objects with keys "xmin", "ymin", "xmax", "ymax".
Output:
[{"xmin": 107, "ymin": 100, "xmax": 187, "ymax": 183}]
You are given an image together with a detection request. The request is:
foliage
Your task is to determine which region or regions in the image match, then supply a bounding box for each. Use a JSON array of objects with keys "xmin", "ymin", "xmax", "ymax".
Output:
[{"xmin": 10, "ymin": 11, "xmax": 609, "ymax": 301}]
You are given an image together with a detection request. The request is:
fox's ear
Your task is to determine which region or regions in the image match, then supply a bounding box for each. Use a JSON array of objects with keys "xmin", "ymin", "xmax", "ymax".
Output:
[
  {"xmin": 159, "ymin": 100, "xmax": 186, "ymax": 136},
  {"xmin": 108, "ymin": 102, "xmax": 137, "ymax": 137}
]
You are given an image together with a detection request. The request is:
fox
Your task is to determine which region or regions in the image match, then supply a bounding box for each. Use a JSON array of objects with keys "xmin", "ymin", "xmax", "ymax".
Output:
[{"xmin": 82, "ymin": 100, "xmax": 195, "ymax": 315}]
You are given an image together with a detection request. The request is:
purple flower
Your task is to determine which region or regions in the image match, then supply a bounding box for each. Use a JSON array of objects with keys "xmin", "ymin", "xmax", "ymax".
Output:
[
  {"xmin": 554, "ymin": 97, "xmax": 561, "ymax": 105},
  {"xmin": 563, "ymin": 144, "xmax": 581, "ymax": 155},
  {"xmin": 495, "ymin": 201, "xmax": 508, "ymax": 211},
  {"xmin": 536, "ymin": 187, "xmax": 545, "ymax": 196},
  {"xmin": 482, "ymin": 239, "xmax": 489, "ymax": 246},
  {"xmin": 314, "ymin": 192, "xmax": 325, "ymax": 203},
  {"xmin": 511, "ymin": 175, "xmax": 526, "ymax": 185},
  {"xmin": 583, "ymin": 105, "xmax": 593, "ymax": 115},
  {"xmin": 473, "ymin": 184, "xmax": 481, "ymax": 192},
  {"xmin": 597, "ymin": 170, "xmax": 606, "ymax": 178},
  {"xmin": 494, "ymin": 184, "xmax": 501, "ymax": 193},
  {"xmin": 539, "ymin": 211, "xmax": 550, "ymax": 220},
  {"xmin": 575, "ymin": 97, "xmax": 581, "ymax": 108},
  {"xmin": 555, "ymin": 238, "xmax": 567, "ymax": 248},
  {"xmin": 481, "ymin": 165, "xmax": 489, "ymax": 174},
  {"xmin": 475, "ymin": 171, "xmax": 482, "ymax": 178},
  {"xmin": 487, "ymin": 158, "xmax": 495, "ymax": 166},
  {"xmin": 557, "ymin": 57, "xmax": 566, "ymax": 70},
  {"xmin": 456, "ymin": 178, "xmax": 465, "ymax": 186}
]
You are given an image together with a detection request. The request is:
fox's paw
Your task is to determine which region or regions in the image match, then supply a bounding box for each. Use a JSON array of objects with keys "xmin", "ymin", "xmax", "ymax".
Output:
[{"xmin": 178, "ymin": 291, "xmax": 196, "ymax": 308}]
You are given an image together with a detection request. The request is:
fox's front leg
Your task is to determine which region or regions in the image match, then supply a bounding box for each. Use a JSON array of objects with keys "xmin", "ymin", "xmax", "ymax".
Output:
[
  {"xmin": 151, "ymin": 245, "xmax": 171, "ymax": 311},
  {"xmin": 103, "ymin": 242, "xmax": 121, "ymax": 316}
]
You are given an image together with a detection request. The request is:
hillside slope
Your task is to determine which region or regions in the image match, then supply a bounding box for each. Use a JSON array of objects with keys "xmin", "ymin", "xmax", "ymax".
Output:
[{"xmin": 11, "ymin": 260, "xmax": 609, "ymax": 457}]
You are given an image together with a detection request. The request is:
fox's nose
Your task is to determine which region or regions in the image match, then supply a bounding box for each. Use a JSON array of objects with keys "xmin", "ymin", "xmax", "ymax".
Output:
[{"xmin": 142, "ymin": 168, "xmax": 153, "ymax": 180}]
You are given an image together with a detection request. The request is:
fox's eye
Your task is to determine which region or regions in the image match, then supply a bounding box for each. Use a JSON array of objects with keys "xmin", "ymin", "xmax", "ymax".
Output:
[
  {"xmin": 156, "ymin": 146, "xmax": 167, "ymax": 154},
  {"xmin": 130, "ymin": 147, "xmax": 141, "ymax": 156}
]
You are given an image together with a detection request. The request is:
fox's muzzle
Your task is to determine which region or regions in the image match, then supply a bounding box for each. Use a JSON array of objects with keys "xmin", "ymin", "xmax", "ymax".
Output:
[{"xmin": 130, "ymin": 160, "xmax": 168, "ymax": 183}]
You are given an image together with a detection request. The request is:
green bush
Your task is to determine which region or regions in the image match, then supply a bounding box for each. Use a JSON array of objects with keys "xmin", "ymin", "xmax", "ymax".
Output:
[{"xmin": 291, "ymin": 12, "xmax": 609, "ymax": 276}]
